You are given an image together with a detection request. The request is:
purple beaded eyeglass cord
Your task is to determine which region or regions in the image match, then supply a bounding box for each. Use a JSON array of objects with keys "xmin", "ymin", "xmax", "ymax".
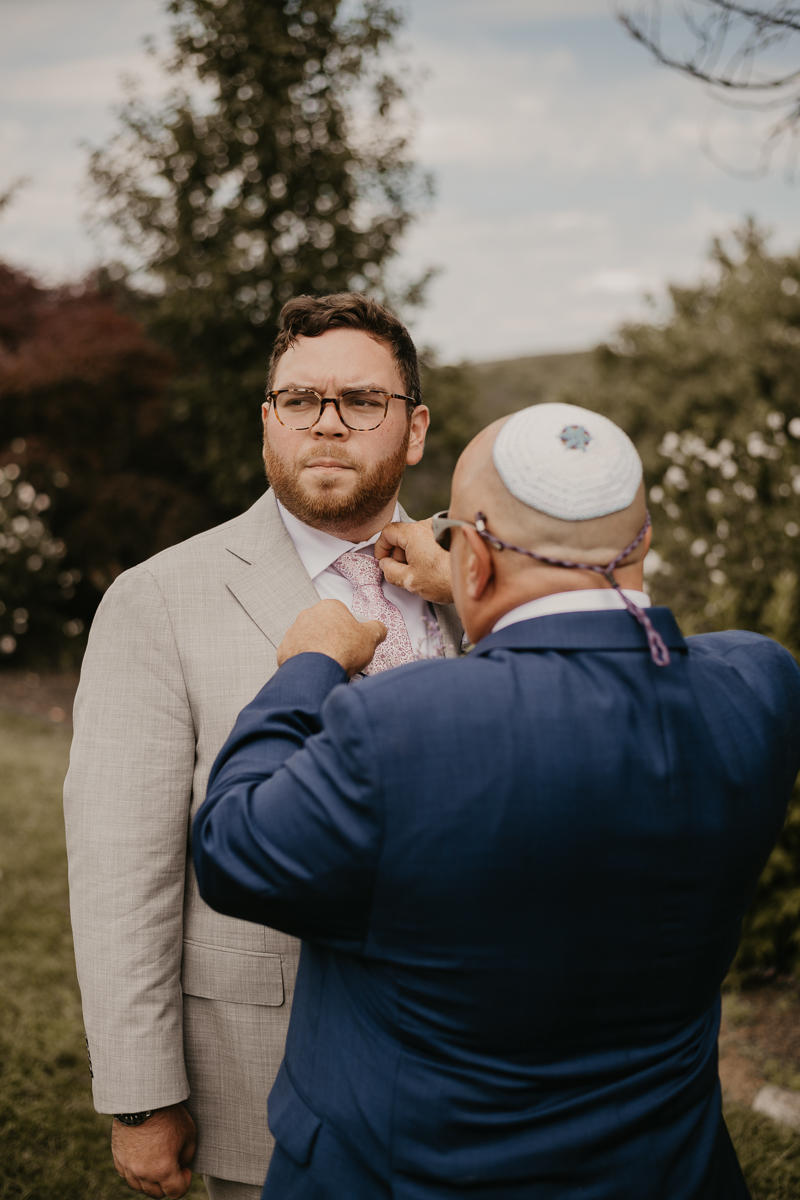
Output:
[{"xmin": 433, "ymin": 509, "xmax": 670, "ymax": 667}]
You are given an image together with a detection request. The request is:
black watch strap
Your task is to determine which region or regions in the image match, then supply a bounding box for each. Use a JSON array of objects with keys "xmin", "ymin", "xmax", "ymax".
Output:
[{"xmin": 113, "ymin": 1110, "xmax": 156, "ymax": 1127}]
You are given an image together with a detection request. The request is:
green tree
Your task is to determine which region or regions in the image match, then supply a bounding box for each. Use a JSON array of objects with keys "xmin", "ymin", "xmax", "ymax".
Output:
[
  {"xmin": 91, "ymin": 0, "xmax": 430, "ymax": 513},
  {"xmin": 585, "ymin": 221, "xmax": 800, "ymax": 978}
]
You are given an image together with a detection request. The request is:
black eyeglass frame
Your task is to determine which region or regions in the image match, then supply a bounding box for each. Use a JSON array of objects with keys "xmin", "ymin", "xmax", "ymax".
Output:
[{"xmin": 266, "ymin": 388, "xmax": 418, "ymax": 432}]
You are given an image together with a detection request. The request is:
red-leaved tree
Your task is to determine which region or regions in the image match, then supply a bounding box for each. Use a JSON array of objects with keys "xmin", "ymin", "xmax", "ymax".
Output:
[{"xmin": 0, "ymin": 263, "xmax": 217, "ymax": 665}]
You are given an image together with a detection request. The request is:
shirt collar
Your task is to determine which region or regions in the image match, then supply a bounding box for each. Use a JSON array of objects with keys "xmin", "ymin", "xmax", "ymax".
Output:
[
  {"xmin": 277, "ymin": 499, "xmax": 401, "ymax": 583},
  {"xmin": 492, "ymin": 588, "xmax": 652, "ymax": 634}
]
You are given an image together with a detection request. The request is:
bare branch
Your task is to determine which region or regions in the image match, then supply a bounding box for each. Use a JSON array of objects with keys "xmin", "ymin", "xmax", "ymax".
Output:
[
  {"xmin": 618, "ymin": 6, "xmax": 800, "ymax": 89},
  {"xmin": 711, "ymin": 1, "xmax": 800, "ymax": 34},
  {"xmin": 618, "ymin": 1, "xmax": 800, "ymax": 167}
]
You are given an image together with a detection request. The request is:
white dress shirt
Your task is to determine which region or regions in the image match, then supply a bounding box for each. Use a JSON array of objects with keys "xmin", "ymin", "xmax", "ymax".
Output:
[
  {"xmin": 492, "ymin": 588, "xmax": 651, "ymax": 633},
  {"xmin": 277, "ymin": 500, "xmax": 441, "ymax": 658}
]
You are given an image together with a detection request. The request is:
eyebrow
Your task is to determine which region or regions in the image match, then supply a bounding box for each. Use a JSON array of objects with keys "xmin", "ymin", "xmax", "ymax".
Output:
[{"xmin": 274, "ymin": 382, "xmax": 392, "ymax": 393}]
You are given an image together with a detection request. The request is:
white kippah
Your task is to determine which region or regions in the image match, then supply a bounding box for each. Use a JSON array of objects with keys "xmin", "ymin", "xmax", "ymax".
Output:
[{"xmin": 492, "ymin": 402, "xmax": 642, "ymax": 521}]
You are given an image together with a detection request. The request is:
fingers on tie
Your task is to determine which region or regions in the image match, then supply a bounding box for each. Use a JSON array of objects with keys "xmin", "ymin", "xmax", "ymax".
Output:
[{"xmin": 378, "ymin": 558, "xmax": 410, "ymax": 588}]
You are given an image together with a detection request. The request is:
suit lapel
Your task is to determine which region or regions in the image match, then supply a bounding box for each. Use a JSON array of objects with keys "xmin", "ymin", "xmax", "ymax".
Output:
[{"xmin": 225, "ymin": 491, "xmax": 320, "ymax": 650}]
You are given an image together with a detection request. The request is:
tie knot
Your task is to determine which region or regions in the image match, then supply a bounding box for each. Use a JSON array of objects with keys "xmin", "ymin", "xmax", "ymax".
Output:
[{"xmin": 332, "ymin": 550, "xmax": 384, "ymax": 590}]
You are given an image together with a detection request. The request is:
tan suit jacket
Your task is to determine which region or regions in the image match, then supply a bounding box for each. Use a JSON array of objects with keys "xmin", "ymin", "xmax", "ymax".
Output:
[{"xmin": 63, "ymin": 489, "xmax": 462, "ymax": 1185}]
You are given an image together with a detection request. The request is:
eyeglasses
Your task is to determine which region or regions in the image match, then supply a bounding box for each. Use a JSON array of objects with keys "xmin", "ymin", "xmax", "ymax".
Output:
[
  {"xmin": 266, "ymin": 388, "xmax": 416, "ymax": 432},
  {"xmin": 433, "ymin": 511, "xmax": 539, "ymax": 554},
  {"xmin": 431, "ymin": 508, "xmax": 670, "ymax": 667},
  {"xmin": 432, "ymin": 510, "xmax": 487, "ymax": 552}
]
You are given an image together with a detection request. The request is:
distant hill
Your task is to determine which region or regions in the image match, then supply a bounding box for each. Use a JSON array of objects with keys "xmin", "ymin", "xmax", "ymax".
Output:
[{"xmin": 467, "ymin": 349, "xmax": 598, "ymax": 423}]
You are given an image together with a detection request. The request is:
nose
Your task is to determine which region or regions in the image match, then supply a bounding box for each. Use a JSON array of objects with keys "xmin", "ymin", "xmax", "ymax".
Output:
[{"xmin": 312, "ymin": 399, "xmax": 349, "ymax": 438}]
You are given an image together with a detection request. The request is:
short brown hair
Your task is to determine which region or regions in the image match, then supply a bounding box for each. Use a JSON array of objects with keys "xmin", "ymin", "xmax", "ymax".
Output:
[{"xmin": 267, "ymin": 292, "xmax": 421, "ymax": 405}]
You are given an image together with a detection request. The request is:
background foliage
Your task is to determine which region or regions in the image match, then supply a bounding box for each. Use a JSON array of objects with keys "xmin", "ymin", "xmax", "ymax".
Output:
[
  {"xmin": 0, "ymin": 261, "xmax": 217, "ymax": 665},
  {"xmin": 580, "ymin": 221, "xmax": 800, "ymax": 980},
  {"xmin": 0, "ymin": 463, "xmax": 81, "ymax": 667}
]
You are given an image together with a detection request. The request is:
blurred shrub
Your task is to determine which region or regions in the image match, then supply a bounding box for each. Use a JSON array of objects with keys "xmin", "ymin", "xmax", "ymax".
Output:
[
  {"xmin": 586, "ymin": 220, "xmax": 800, "ymax": 979},
  {"xmin": 0, "ymin": 465, "xmax": 84, "ymax": 667},
  {"xmin": 647, "ymin": 420, "xmax": 800, "ymax": 980},
  {"xmin": 0, "ymin": 262, "xmax": 217, "ymax": 664},
  {"xmin": 645, "ymin": 423, "xmax": 800, "ymax": 641}
]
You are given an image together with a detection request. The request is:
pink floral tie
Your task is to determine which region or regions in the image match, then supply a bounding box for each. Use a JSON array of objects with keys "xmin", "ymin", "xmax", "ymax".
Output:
[{"xmin": 332, "ymin": 550, "xmax": 415, "ymax": 674}]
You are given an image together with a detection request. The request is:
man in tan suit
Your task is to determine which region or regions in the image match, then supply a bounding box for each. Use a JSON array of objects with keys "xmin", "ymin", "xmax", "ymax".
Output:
[{"xmin": 64, "ymin": 293, "xmax": 461, "ymax": 1200}]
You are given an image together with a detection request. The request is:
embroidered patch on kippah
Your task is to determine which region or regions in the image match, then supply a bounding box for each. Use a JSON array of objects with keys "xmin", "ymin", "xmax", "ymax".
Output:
[{"xmin": 560, "ymin": 424, "xmax": 592, "ymax": 452}]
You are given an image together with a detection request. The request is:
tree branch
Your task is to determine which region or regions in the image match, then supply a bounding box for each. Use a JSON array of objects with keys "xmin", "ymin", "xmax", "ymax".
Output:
[
  {"xmin": 710, "ymin": 0, "xmax": 800, "ymax": 35},
  {"xmin": 618, "ymin": 6, "xmax": 800, "ymax": 90}
]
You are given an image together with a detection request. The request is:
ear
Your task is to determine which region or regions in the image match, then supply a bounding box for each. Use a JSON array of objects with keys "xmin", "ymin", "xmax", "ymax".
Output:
[
  {"xmin": 462, "ymin": 526, "xmax": 495, "ymax": 601},
  {"xmin": 406, "ymin": 406, "xmax": 430, "ymax": 466},
  {"xmin": 261, "ymin": 402, "xmax": 270, "ymax": 429}
]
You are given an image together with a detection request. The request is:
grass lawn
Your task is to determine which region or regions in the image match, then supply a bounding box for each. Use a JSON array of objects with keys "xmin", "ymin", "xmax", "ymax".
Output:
[
  {"xmin": 0, "ymin": 711, "xmax": 206, "ymax": 1200},
  {"xmin": 1, "ymin": 707, "xmax": 800, "ymax": 1199}
]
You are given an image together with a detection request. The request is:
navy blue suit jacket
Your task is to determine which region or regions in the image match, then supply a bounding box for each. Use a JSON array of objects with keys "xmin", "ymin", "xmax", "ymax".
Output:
[{"xmin": 194, "ymin": 609, "xmax": 800, "ymax": 1200}]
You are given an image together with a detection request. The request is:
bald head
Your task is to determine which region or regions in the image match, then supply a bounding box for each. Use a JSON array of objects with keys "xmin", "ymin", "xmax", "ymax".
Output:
[{"xmin": 451, "ymin": 417, "xmax": 648, "ymax": 569}]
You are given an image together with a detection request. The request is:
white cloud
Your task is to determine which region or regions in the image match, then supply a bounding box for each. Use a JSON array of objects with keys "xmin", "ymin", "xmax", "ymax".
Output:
[
  {"xmin": 398, "ymin": 197, "xmax": 756, "ymax": 361},
  {"xmin": 0, "ymin": 53, "xmax": 164, "ymax": 107},
  {"xmin": 425, "ymin": 0, "xmax": 612, "ymax": 21},
  {"xmin": 576, "ymin": 269, "xmax": 656, "ymax": 295},
  {"xmin": 0, "ymin": 0, "xmax": 165, "ymax": 55},
  {"xmin": 409, "ymin": 38, "xmax": 765, "ymax": 181}
]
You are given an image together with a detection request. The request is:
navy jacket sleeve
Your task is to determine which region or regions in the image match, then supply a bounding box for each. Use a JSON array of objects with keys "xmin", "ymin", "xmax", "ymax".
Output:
[{"xmin": 193, "ymin": 652, "xmax": 383, "ymax": 949}]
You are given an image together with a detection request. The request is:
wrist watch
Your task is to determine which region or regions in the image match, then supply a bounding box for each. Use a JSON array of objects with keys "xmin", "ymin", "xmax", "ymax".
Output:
[{"xmin": 113, "ymin": 1110, "xmax": 156, "ymax": 1127}]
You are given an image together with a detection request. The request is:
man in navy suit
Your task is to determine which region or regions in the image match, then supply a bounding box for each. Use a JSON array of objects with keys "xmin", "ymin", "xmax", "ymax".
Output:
[{"xmin": 193, "ymin": 403, "xmax": 800, "ymax": 1199}]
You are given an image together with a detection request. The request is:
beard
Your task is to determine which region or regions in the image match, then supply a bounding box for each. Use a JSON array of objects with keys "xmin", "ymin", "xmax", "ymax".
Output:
[{"xmin": 263, "ymin": 429, "xmax": 411, "ymax": 533}]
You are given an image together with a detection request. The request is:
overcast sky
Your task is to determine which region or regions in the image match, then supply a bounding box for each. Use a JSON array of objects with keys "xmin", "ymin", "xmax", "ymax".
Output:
[{"xmin": 1, "ymin": 0, "xmax": 798, "ymax": 361}]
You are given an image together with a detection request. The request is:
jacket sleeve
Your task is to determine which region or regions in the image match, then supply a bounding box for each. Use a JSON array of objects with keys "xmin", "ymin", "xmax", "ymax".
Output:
[
  {"xmin": 193, "ymin": 653, "xmax": 382, "ymax": 950},
  {"xmin": 63, "ymin": 566, "xmax": 196, "ymax": 1114}
]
